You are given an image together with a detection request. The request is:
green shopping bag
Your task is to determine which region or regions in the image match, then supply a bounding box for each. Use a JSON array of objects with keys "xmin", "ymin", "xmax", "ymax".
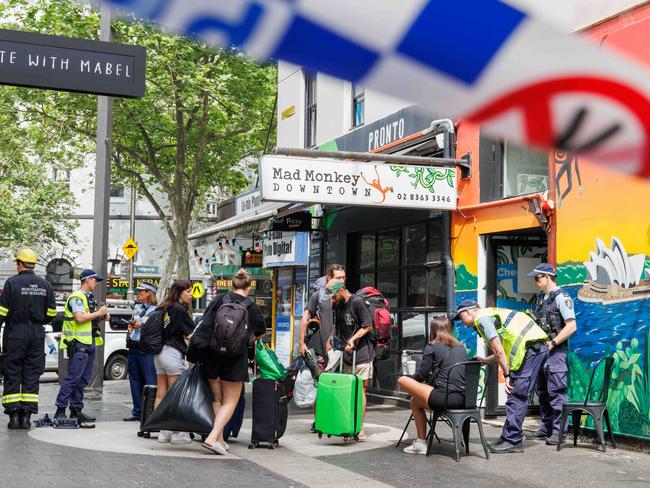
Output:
[{"xmin": 255, "ymin": 341, "xmax": 287, "ymax": 380}]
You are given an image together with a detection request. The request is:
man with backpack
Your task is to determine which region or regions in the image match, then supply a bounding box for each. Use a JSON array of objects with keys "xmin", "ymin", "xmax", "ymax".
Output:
[
  {"xmin": 327, "ymin": 279, "xmax": 374, "ymax": 441},
  {"xmin": 298, "ymin": 264, "xmax": 346, "ymax": 377}
]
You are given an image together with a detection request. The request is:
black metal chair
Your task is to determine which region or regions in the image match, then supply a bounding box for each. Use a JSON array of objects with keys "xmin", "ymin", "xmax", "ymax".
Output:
[
  {"xmin": 427, "ymin": 361, "xmax": 490, "ymax": 461},
  {"xmin": 557, "ymin": 356, "xmax": 616, "ymax": 452}
]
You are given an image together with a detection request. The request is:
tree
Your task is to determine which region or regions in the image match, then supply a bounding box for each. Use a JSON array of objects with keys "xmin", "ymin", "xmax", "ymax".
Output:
[{"xmin": 0, "ymin": 0, "xmax": 277, "ymax": 289}]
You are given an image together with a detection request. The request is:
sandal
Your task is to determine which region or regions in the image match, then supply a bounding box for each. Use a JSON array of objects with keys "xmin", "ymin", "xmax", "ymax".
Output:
[{"xmin": 201, "ymin": 441, "xmax": 227, "ymax": 455}]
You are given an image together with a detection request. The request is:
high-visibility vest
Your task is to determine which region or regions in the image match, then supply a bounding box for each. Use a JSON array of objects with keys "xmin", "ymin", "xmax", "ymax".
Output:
[
  {"xmin": 473, "ymin": 308, "xmax": 547, "ymax": 372},
  {"xmin": 60, "ymin": 290, "xmax": 104, "ymax": 349}
]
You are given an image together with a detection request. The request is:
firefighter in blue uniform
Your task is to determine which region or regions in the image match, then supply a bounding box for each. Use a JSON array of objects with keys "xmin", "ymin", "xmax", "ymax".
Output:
[
  {"xmin": 0, "ymin": 249, "xmax": 56, "ymax": 429},
  {"xmin": 54, "ymin": 269, "xmax": 108, "ymax": 424},
  {"xmin": 527, "ymin": 263, "xmax": 577, "ymax": 445},
  {"xmin": 455, "ymin": 299, "xmax": 549, "ymax": 453}
]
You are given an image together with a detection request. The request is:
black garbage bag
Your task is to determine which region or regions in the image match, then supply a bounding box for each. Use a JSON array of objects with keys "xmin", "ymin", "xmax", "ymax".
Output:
[{"xmin": 143, "ymin": 364, "xmax": 214, "ymax": 433}]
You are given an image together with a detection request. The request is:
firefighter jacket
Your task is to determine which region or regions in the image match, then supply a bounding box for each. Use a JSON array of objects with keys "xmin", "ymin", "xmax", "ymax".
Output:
[{"xmin": 0, "ymin": 270, "xmax": 56, "ymax": 328}]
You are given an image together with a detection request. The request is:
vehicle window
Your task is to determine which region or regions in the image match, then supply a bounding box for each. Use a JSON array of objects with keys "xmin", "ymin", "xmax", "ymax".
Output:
[{"xmin": 108, "ymin": 312, "xmax": 131, "ymax": 331}]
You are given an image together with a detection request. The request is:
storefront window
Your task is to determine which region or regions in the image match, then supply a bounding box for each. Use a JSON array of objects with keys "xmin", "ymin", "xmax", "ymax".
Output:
[
  {"xmin": 503, "ymin": 142, "xmax": 549, "ymax": 197},
  {"xmin": 427, "ymin": 266, "xmax": 447, "ymax": 307},
  {"xmin": 377, "ymin": 230, "xmax": 399, "ymax": 268},
  {"xmin": 401, "ymin": 311, "xmax": 427, "ymax": 351},
  {"xmin": 377, "ymin": 270, "xmax": 399, "ymax": 307},
  {"xmin": 427, "ymin": 221, "xmax": 443, "ymax": 263},
  {"xmin": 360, "ymin": 233, "xmax": 375, "ymax": 270},
  {"xmin": 404, "ymin": 223, "xmax": 426, "ymax": 265},
  {"xmin": 359, "ymin": 272, "xmax": 375, "ymax": 288},
  {"xmin": 325, "ymin": 233, "xmax": 346, "ymax": 268},
  {"xmin": 406, "ymin": 269, "xmax": 426, "ymax": 307}
]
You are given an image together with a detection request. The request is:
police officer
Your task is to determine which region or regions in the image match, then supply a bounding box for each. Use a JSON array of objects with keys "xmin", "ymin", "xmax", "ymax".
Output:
[
  {"xmin": 527, "ymin": 263, "xmax": 577, "ymax": 445},
  {"xmin": 123, "ymin": 280, "xmax": 158, "ymax": 422},
  {"xmin": 0, "ymin": 249, "xmax": 56, "ymax": 429},
  {"xmin": 54, "ymin": 269, "xmax": 107, "ymax": 424},
  {"xmin": 454, "ymin": 299, "xmax": 549, "ymax": 453}
]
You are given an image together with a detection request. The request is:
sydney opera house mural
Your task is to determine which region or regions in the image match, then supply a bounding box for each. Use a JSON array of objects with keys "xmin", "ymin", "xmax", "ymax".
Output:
[{"xmin": 579, "ymin": 237, "xmax": 650, "ymax": 304}]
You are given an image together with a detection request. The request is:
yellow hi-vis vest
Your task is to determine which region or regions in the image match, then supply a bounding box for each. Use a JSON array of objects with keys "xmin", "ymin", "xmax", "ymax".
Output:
[
  {"xmin": 60, "ymin": 290, "xmax": 104, "ymax": 349},
  {"xmin": 473, "ymin": 308, "xmax": 547, "ymax": 372}
]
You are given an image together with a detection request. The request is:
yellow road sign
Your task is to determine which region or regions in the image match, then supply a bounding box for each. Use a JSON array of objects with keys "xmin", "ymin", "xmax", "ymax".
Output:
[
  {"xmin": 192, "ymin": 282, "xmax": 204, "ymax": 299},
  {"xmin": 122, "ymin": 238, "xmax": 138, "ymax": 260}
]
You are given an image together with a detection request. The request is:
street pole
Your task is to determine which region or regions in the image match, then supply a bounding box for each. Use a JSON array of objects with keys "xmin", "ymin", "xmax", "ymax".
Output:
[
  {"xmin": 126, "ymin": 185, "xmax": 136, "ymax": 301},
  {"xmin": 89, "ymin": 3, "xmax": 114, "ymax": 395}
]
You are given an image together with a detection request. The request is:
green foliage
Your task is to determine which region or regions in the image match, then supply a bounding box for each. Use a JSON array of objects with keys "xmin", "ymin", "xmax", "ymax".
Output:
[{"xmin": 0, "ymin": 0, "xmax": 277, "ymax": 277}]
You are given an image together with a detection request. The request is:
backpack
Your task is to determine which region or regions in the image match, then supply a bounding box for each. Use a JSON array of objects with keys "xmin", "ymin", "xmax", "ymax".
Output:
[
  {"xmin": 139, "ymin": 308, "xmax": 169, "ymax": 355},
  {"xmin": 211, "ymin": 295, "xmax": 252, "ymax": 357},
  {"xmin": 355, "ymin": 287, "xmax": 393, "ymax": 360}
]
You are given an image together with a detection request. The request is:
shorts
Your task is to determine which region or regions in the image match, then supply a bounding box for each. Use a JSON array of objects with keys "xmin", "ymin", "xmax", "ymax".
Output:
[
  {"xmin": 202, "ymin": 354, "xmax": 249, "ymax": 382},
  {"xmin": 428, "ymin": 389, "xmax": 464, "ymax": 410},
  {"xmin": 342, "ymin": 361, "xmax": 373, "ymax": 380},
  {"xmin": 154, "ymin": 345, "xmax": 188, "ymax": 376}
]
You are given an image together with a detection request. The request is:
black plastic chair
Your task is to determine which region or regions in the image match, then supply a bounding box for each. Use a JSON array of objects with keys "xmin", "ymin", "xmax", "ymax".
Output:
[
  {"xmin": 557, "ymin": 356, "xmax": 616, "ymax": 452},
  {"xmin": 427, "ymin": 361, "xmax": 490, "ymax": 461},
  {"xmin": 396, "ymin": 354, "xmax": 442, "ymax": 448}
]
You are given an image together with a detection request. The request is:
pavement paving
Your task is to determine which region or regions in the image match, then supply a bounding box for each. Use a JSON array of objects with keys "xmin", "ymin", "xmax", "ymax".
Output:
[{"xmin": 1, "ymin": 379, "xmax": 649, "ymax": 488}]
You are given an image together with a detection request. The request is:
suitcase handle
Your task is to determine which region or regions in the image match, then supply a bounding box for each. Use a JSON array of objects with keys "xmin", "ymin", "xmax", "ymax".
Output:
[{"xmin": 338, "ymin": 349, "xmax": 356, "ymax": 373}]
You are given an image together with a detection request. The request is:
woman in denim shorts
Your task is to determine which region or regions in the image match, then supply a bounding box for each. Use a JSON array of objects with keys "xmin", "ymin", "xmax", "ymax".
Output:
[{"xmin": 154, "ymin": 280, "xmax": 195, "ymax": 444}]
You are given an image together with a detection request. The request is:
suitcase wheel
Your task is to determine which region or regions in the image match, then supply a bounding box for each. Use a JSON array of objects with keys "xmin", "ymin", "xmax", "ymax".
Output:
[
  {"xmin": 318, "ymin": 433, "xmax": 322, "ymax": 439},
  {"xmin": 354, "ymin": 435, "xmax": 359, "ymax": 441},
  {"xmin": 248, "ymin": 443, "xmax": 256, "ymax": 449},
  {"xmin": 268, "ymin": 445, "xmax": 274, "ymax": 450},
  {"xmin": 144, "ymin": 432, "xmax": 151, "ymax": 439},
  {"xmin": 327, "ymin": 435, "xmax": 331, "ymax": 438},
  {"xmin": 137, "ymin": 431, "xmax": 143, "ymax": 438}
]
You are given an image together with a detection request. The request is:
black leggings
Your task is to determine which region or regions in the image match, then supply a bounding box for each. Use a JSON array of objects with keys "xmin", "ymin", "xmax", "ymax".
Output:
[{"xmin": 428, "ymin": 390, "xmax": 464, "ymax": 410}]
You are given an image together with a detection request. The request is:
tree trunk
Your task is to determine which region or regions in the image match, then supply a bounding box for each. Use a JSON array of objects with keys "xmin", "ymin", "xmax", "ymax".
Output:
[
  {"xmin": 158, "ymin": 240, "xmax": 178, "ymax": 302},
  {"xmin": 175, "ymin": 216, "xmax": 191, "ymax": 280}
]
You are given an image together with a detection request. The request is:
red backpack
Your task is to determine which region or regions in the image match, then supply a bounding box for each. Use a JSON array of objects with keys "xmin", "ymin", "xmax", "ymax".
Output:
[{"xmin": 355, "ymin": 287, "xmax": 393, "ymax": 360}]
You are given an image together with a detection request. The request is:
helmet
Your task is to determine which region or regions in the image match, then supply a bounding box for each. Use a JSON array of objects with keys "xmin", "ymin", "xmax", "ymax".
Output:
[{"xmin": 15, "ymin": 248, "xmax": 37, "ymax": 264}]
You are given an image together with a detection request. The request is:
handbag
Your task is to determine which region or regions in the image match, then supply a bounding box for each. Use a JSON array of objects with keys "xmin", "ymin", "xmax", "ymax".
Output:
[{"xmin": 255, "ymin": 341, "xmax": 287, "ymax": 381}]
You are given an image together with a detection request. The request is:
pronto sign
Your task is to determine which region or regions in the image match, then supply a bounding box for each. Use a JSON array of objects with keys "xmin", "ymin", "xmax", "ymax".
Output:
[
  {"xmin": 0, "ymin": 29, "xmax": 145, "ymax": 98},
  {"xmin": 259, "ymin": 155, "xmax": 457, "ymax": 210}
]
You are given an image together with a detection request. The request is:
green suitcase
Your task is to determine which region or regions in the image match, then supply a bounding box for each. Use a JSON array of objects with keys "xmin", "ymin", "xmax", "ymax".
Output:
[{"xmin": 314, "ymin": 351, "xmax": 363, "ymax": 439}]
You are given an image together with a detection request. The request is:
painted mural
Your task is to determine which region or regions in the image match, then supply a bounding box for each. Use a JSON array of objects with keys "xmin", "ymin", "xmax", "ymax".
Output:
[{"xmin": 452, "ymin": 149, "xmax": 650, "ymax": 439}]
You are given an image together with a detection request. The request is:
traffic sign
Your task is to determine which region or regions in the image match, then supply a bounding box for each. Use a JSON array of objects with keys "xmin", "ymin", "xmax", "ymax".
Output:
[
  {"xmin": 122, "ymin": 238, "xmax": 138, "ymax": 260},
  {"xmin": 192, "ymin": 282, "xmax": 204, "ymax": 299}
]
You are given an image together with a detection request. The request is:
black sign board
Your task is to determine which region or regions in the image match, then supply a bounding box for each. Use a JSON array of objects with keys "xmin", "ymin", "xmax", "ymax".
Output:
[
  {"xmin": 0, "ymin": 29, "xmax": 145, "ymax": 98},
  {"xmin": 271, "ymin": 212, "xmax": 312, "ymax": 232},
  {"xmin": 241, "ymin": 250, "xmax": 263, "ymax": 267},
  {"xmin": 308, "ymin": 232, "xmax": 323, "ymax": 288}
]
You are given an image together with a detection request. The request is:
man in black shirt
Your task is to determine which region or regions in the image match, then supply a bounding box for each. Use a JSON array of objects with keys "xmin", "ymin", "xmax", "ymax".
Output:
[{"xmin": 327, "ymin": 280, "xmax": 373, "ymax": 441}]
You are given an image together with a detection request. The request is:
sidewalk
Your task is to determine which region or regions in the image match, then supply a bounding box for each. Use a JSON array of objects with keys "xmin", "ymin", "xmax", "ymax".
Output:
[{"xmin": 1, "ymin": 380, "xmax": 649, "ymax": 488}]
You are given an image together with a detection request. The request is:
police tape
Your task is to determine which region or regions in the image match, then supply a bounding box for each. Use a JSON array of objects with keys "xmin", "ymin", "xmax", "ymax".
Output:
[{"xmin": 103, "ymin": 0, "xmax": 650, "ymax": 177}]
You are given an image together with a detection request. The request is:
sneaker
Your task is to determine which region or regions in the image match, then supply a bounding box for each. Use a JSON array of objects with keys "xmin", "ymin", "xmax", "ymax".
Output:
[
  {"xmin": 54, "ymin": 407, "xmax": 67, "ymax": 420},
  {"xmin": 170, "ymin": 432, "xmax": 192, "ymax": 444},
  {"xmin": 403, "ymin": 438, "xmax": 427, "ymax": 455},
  {"xmin": 545, "ymin": 434, "xmax": 560, "ymax": 446},
  {"xmin": 157, "ymin": 430, "xmax": 172, "ymax": 443},
  {"xmin": 531, "ymin": 429, "xmax": 549, "ymax": 439}
]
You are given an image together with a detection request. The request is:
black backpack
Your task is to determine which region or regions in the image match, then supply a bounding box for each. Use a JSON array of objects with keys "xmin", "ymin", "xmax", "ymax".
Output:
[
  {"xmin": 211, "ymin": 295, "xmax": 252, "ymax": 357},
  {"xmin": 139, "ymin": 308, "xmax": 169, "ymax": 355}
]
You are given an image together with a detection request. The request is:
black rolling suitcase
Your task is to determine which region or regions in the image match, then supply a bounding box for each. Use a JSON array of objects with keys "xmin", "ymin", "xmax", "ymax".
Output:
[
  {"xmin": 137, "ymin": 384, "xmax": 158, "ymax": 438},
  {"xmin": 249, "ymin": 378, "xmax": 288, "ymax": 449}
]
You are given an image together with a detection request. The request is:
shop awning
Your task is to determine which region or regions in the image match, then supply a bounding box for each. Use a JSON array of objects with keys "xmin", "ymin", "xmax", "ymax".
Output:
[{"xmin": 189, "ymin": 200, "xmax": 290, "ymax": 244}]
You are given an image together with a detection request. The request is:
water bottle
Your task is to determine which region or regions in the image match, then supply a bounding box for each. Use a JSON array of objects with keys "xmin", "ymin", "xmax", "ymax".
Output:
[{"xmin": 401, "ymin": 350, "xmax": 410, "ymax": 375}]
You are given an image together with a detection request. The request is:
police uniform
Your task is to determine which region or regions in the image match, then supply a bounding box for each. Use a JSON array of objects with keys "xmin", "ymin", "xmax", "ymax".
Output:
[
  {"xmin": 0, "ymin": 270, "xmax": 56, "ymax": 422},
  {"xmin": 533, "ymin": 287, "xmax": 575, "ymax": 437},
  {"xmin": 125, "ymin": 301, "xmax": 157, "ymax": 420},
  {"xmin": 473, "ymin": 308, "xmax": 549, "ymax": 446},
  {"xmin": 54, "ymin": 288, "xmax": 103, "ymax": 418}
]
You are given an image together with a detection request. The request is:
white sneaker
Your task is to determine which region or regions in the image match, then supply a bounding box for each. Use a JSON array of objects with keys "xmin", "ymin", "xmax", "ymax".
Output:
[
  {"xmin": 157, "ymin": 430, "xmax": 172, "ymax": 443},
  {"xmin": 170, "ymin": 432, "xmax": 192, "ymax": 444},
  {"xmin": 403, "ymin": 438, "xmax": 427, "ymax": 455}
]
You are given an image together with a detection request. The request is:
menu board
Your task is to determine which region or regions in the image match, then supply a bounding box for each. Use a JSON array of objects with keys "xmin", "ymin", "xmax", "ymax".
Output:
[{"xmin": 308, "ymin": 232, "xmax": 322, "ymax": 288}]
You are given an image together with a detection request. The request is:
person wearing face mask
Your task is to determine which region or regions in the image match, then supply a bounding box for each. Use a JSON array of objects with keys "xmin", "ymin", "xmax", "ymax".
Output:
[{"xmin": 327, "ymin": 280, "xmax": 374, "ymax": 441}]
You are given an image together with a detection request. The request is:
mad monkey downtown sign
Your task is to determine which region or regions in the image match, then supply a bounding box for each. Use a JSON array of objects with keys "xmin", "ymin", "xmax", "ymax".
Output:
[{"xmin": 259, "ymin": 156, "xmax": 457, "ymax": 210}]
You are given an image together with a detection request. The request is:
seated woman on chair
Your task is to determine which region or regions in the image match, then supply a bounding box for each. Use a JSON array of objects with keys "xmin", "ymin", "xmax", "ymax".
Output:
[{"xmin": 398, "ymin": 316, "xmax": 468, "ymax": 454}]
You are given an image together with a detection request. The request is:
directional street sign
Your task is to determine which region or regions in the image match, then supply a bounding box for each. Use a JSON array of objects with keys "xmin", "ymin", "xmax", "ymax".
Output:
[
  {"xmin": 122, "ymin": 238, "xmax": 138, "ymax": 260},
  {"xmin": 192, "ymin": 282, "xmax": 204, "ymax": 299}
]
